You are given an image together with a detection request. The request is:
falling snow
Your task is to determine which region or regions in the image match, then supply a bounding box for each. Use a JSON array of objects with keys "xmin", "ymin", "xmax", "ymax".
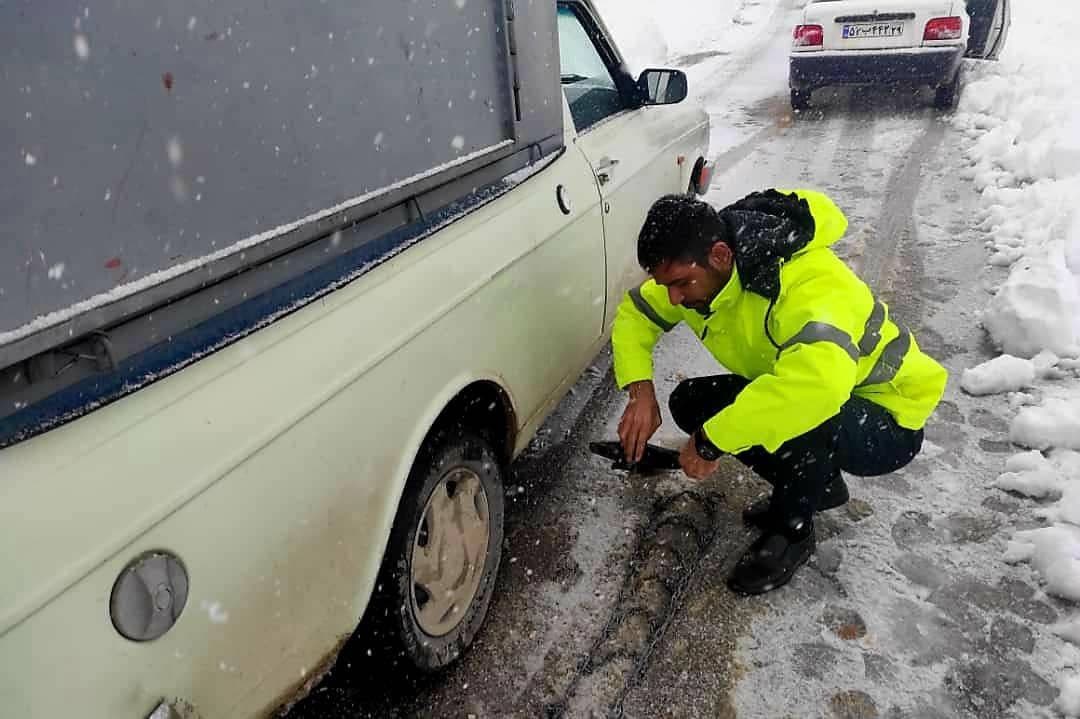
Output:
[
  {"xmin": 200, "ymin": 600, "xmax": 229, "ymax": 624},
  {"xmin": 170, "ymin": 176, "xmax": 189, "ymax": 202},
  {"xmin": 73, "ymin": 34, "xmax": 89, "ymax": 60},
  {"xmin": 166, "ymin": 137, "xmax": 183, "ymax": 167}
]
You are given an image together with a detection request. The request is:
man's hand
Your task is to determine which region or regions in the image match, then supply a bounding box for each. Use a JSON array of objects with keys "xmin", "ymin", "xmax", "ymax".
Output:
[
  {"xmin": 679, "ymin": 438, "xmax": 721, "ymax": 480},
  {"xmin": 618, "ymin": 381, "xmax": 662, "ymax": 464}
]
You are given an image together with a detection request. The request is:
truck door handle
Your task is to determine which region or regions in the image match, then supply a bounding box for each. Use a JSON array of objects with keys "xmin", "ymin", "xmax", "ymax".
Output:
[
  {"xmin": 595, "ymin": 157, "xmax": 618, "ymax": 186},
  {"xmin": 556, "ymin": 184, "xmax": 573, "ymax": 215}
]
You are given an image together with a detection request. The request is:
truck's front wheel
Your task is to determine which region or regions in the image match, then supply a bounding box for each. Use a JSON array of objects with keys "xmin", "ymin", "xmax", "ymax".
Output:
[{"xmin": 373, "ymin": 428, "xmax": 505, "ymax": 670}]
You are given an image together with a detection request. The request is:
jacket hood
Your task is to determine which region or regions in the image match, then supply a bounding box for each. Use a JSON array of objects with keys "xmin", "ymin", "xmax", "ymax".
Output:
[{"xmin": 718, "ymin": 188, "xmax": 844, "ymax": 300}]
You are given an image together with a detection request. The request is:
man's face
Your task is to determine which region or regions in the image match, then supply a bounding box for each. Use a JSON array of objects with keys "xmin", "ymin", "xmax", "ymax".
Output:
[{"xmin": 652, "ymin": 245, "xmax": 733, "ymax": 313}]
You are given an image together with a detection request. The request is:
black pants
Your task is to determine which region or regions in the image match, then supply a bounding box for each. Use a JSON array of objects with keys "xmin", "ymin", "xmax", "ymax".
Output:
[{"xmin": 669, "ymin": 375, "xmax": 924, "ymax": 522}]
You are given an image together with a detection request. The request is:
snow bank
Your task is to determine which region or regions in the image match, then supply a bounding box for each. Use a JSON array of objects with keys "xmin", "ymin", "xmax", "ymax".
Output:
[
  {"xmin": 1054, "ymin": 620, "xmax": 1080, "ymax": 647},
  {"xmin": 956, "ymin": 14, "xmax": 1080, "ymax": 358},
  {"xmin": 1060, "ymin": 675, "xmax": 1080, "ymax": 718},
  {"xmin": 982, "ymin": 250, "xmax": 1080, "ymax": 358},
  {"xmin": 993, "ymin": 466, "xmax": 1062, "ymax": 499},
  {"xmin": 1070, "ymin": 210, "xmax": 1080, "ymax": 278},
  {"xmin": 993, "ymin": 449, "xmax": 1080, "ymax": 500},
  {"xmin": 1005, "ymin": 524, "xmax": 1080, "ymax": 601},
  {"xmin": 958, "ymin": 8, "xmax": 1080, "ymax": 709},
  {"xmin": 1010, "ymin": 399, "xmax": 1080, "ymax": 451},
  {"xmin": 960, "ymin": 354, "xmax": 1034, "ymax": 396},
  {"xmin": 999, "ymin": 445, "xmax": 1080, "ymax": 599}
]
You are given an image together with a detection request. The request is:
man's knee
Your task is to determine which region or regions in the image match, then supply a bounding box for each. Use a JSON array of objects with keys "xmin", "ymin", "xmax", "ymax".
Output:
[
  {"xmin": 668, "ymin": 380, "xmax": 698, "ymax": 434},
  {"xmin": 668, "ymin": 374, "xmax": 747, "ymax": 434}
]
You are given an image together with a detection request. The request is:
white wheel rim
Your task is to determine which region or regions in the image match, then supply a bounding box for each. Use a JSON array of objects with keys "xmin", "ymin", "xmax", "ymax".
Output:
[{"xmin": 410, "ymin": 467, "xmax": 491, "ymax": 637}]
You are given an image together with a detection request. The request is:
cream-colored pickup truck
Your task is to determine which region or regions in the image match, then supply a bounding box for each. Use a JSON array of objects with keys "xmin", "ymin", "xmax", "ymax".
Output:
[{"xmin": 0, "ymin": 2, "xmax": 709, "ymax": 716}]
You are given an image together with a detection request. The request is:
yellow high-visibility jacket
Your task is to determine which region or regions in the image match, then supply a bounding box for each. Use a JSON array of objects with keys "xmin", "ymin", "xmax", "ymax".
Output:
[{"xmin": 612, "ymin": 188, "xmax": 948, "ymax": 455}]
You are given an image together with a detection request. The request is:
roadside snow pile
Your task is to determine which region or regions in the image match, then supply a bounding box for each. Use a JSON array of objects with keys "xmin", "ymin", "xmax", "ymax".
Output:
[
  {"xmin": 1060, "ymin": 677, "xmax": 1080, "ymax": 718},
  {"xmin": 993, "ymin": 450, "xmax": 1071, "ymax": 500},
  {"xmin": 956, "ymin": 15, "xmax": 1080, "ymax": 358},
  {"xmin": 1006, "ymin": 522, "xmax": 1080, "ymax": 602},
  {"xmin": 1011, "ymin": 399, "xmax": 1080, "ymax": 452},
  {"xmin": 955, "ymin": 4, "xmax": 1080, "ymax": 712},
  {"xmin": 983, "ymin": 250, "xmax": 1080, "ymax": 358},
  {"xmin": 961, "ymin": 351, "xmax": 1076, "ymax": 397},
  {"xmin": 960, "ymin": 354, "xmax": 1035, "ymax": 395}
]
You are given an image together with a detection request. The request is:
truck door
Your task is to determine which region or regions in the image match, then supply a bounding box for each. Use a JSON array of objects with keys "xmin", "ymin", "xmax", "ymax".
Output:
[{"xmin": 556, "ymin": 2, "xmax": 683, "ymax": 330}]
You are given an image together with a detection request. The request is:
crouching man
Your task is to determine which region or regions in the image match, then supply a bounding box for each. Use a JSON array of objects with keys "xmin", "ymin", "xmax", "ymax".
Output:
[{"xmin": 613, "ymin": 189, "xmax": 947, "ymax": 595}]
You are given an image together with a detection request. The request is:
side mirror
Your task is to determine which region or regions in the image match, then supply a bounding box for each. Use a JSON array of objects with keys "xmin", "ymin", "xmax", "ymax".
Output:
[{"xmin": 637, "ymin": 68, "xmax": 688, "ymax": 106}]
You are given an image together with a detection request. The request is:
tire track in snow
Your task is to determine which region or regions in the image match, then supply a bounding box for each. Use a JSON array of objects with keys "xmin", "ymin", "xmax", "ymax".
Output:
[
  {"xmin": 690, "ymin": 0, "xmax": 808, "ymax": 171},
  {"xmin": 861, "ymin": 115, "xmax": 946, "ymax": 327},
  {"xmin": 542, "ymin": 489, "xmax": 725, "ymax": 719}
]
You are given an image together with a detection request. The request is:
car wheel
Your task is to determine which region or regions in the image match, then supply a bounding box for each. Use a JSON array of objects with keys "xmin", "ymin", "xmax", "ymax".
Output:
[
  {"xmin": 934, "ymin": 72, "xmax": 960, "ymax": 110},
  {"xmin": 791, "ymin": 88, "xmax": 811, "ymax": 112},
  {"xmin": 369, "ymin": 428, "xmax": 505, "ymax": 671}
]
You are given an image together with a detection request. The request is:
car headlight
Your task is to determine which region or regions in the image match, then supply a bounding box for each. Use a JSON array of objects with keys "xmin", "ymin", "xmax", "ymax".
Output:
[{"xmin": 110, "ymin": 552, "xmax": 189, "ymax": 641}]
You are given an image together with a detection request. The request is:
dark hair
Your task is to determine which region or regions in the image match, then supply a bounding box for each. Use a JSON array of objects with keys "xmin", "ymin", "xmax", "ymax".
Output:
[{"xmin": 637, "ymin": 194, "xmax": 729, "ymax": 272}]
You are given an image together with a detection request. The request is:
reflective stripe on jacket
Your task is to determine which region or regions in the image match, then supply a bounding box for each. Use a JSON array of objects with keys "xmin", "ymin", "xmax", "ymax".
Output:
[{"xmin": 612, "ymin": 189, "xmax": 948, "ymax": 455}]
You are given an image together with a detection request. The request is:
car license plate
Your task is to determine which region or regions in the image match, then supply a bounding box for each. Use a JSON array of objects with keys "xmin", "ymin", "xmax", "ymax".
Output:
[{"xmin": 842, "ymin": 22, "xmax": 904, "ymax": 39}]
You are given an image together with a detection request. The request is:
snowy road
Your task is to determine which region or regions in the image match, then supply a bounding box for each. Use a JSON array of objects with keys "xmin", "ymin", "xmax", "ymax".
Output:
[{"xmin": 286, "ymin": 3, "xmax": 1080, "ymax": 718}]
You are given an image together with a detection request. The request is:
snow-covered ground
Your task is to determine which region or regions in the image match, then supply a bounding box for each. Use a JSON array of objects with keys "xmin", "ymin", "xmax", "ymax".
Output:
[
  {"xmin": 594, "ymin": 0, "xmax": 777, "ymax": 76},
  {"xmin": 595, "ymin": 0, "xmax": 789, "ymax": 156},
  {"xmin": 953, "ymin": 5, "xmax": 1080, "ymax": 712}
]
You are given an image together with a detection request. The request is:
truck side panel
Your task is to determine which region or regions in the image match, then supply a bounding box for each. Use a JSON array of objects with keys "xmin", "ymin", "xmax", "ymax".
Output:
[{"xmin": 0, "ymin": 109, "xmax": 606, "ymax": 717}]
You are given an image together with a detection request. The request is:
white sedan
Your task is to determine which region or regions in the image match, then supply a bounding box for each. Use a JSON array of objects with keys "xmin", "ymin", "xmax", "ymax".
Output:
[{"xmin": 789, "ymin": 0, "xmax": 1011, "ymax": 110}]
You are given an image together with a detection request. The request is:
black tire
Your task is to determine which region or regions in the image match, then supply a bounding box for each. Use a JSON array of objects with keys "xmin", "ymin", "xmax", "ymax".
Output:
[
  {"xmin": 791, "ymin": 88, "xmax": 811, "ymax": 111},
  {"xmin": 934, "ymin": 72, "xmax": 961, "ymax": 110},
  {"xmin": 367, "ymin": 428, "xmax": 505, "ymax": 671}
]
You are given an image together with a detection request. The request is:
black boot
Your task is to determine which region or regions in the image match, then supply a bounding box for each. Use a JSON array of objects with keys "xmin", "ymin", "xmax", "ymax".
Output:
[
  {"xmin": 742, "ymin": 473, "xmax": 849, "ymax": 529},
  {"xmin": 728, "ymin": 517, "xmax": 815, "ymax": 595}
]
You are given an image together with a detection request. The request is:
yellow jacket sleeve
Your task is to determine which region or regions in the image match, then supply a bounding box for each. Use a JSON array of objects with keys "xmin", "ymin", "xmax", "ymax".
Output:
[{"xmin": 611, "ymin": 281, "xmax": 682, "ymax": 389}]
